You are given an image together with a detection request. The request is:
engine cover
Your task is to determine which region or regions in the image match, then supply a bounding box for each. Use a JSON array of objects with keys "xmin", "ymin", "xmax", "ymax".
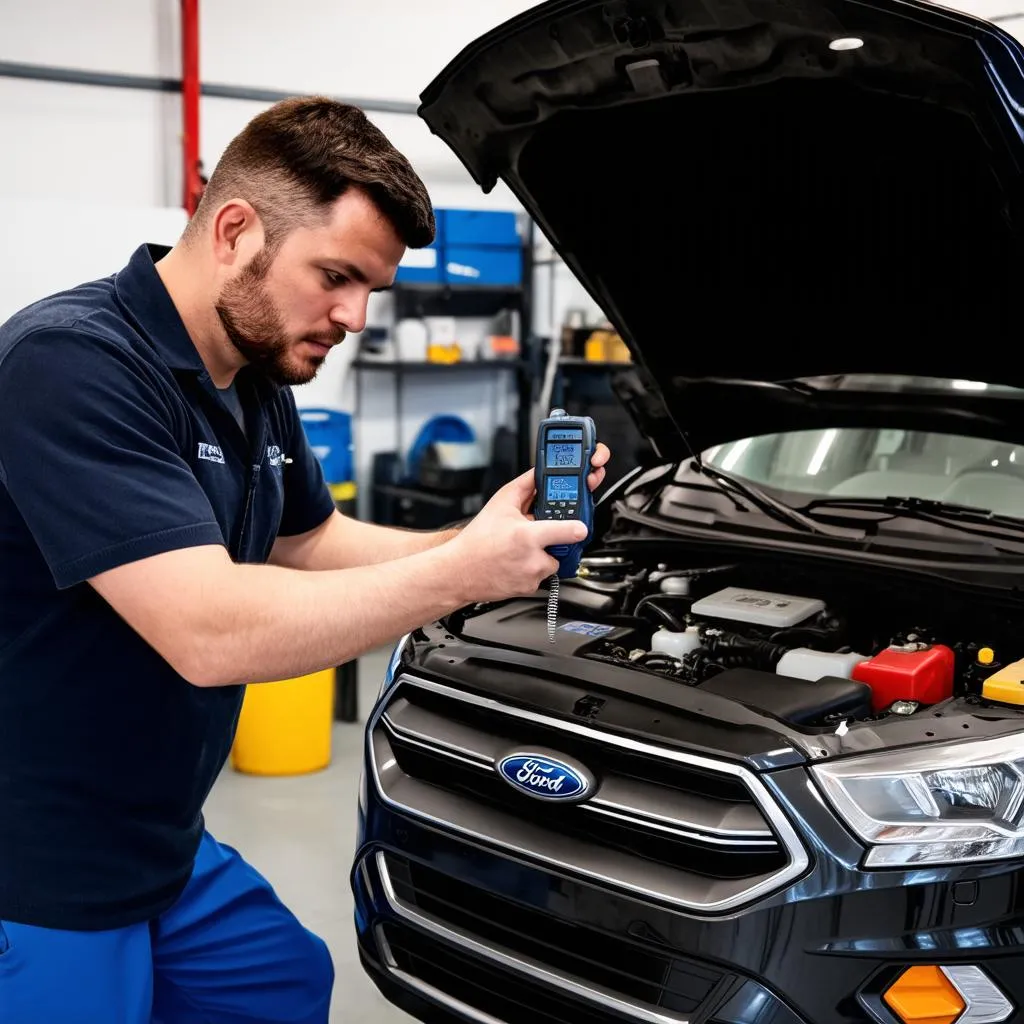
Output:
[{"xmin": 689, "ymin": 586, "xmax": 826, "ymax": 628}]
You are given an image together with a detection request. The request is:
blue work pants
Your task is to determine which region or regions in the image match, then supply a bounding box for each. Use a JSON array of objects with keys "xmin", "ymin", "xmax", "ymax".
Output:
[{"xmin": 0, "ymin": 831, "xmax": 334, "ymax": 1023}]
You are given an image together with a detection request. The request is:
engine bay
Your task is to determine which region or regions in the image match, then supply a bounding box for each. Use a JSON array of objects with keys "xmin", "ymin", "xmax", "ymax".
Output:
[{"xmin": 452, "ymin": 556, "xmax": 1024, "ymax": 730}]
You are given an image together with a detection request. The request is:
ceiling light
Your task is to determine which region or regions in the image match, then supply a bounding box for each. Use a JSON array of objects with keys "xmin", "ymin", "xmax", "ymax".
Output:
[
  {"xmin": 807, "ymin": 428, "xmax": 838, "ymax": 476},
  {"xmin": 829, "ymin": 36, "xmax": 864, "ymax": 51},
  {"xmin": 720, "ymin": 437, "xmax": 752, "ymax": 472}
]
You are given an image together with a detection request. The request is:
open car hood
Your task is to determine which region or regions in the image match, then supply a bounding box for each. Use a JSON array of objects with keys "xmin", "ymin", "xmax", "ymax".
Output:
[{"xmin": 418, "ymin": 0, "xmax": 1024, "ymax": 457}]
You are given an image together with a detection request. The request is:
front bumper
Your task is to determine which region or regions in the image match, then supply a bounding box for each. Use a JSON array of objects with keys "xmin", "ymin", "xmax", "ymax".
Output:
[{"xmin": 352, "ymin": 673, "xmax": 1024, "ymax": 1024}]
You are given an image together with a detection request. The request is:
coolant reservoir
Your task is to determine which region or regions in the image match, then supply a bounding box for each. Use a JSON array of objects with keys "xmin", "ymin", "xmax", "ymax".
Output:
[
  {"xmin": 851, "ymin": 643, "xmax": 955, "ymax": 711},
  {"xmin": 981, "ymin": 658, "xmax": 1024, "ymax": 706},
  {"xmin": 651, "ymin": 626, "xmax": 702, "ymax": 660},
  {"xmin": 775, "ymin": 648, "xmax": 870, "ymax": 682},
  {"xmin": 660, "ymin": 577, "xmax": 691, "ymax": 596}
]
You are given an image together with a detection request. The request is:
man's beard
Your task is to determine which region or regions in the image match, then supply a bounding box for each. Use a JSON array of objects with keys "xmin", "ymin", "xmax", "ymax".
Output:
[{"xmin": 214, "ymin": 247, "xmax": 340, "ymax": 386}]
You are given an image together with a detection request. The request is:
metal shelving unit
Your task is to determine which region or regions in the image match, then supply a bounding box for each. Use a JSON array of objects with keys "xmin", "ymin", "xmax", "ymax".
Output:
[
  {"xmin": 352, "ymin": 253, "xmax": 536, "ymax": 525},
  {"xmin": 353, "ymin": 357, "xmax": 524, "ymax": 491}
]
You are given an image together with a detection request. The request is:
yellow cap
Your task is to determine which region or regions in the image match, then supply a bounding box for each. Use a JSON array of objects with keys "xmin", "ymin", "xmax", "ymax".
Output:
[{"xmin": 978, "ymin": 647, "xmax": 995, "ymax": 666}]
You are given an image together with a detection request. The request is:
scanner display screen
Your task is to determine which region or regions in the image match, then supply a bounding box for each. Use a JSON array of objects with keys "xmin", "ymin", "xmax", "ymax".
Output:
[
  {"xmin": 545, "ymin": 442, "xmax": 582, "ymax": 468},
  {"xmin": 546, "ymin": 476, "xmax": 579, "ymax": 502}
]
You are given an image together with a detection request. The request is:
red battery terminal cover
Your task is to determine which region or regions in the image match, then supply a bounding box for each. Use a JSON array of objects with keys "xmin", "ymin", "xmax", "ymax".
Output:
[{"xmin": 851, "ymin": 642, "xmax": 956, "ymax": 711}]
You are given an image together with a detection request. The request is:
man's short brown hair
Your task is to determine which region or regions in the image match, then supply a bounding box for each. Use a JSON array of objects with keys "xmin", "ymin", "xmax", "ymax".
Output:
[{"xmin": 184, "ymin": 96, "xmax": 435, "ymax": 250}]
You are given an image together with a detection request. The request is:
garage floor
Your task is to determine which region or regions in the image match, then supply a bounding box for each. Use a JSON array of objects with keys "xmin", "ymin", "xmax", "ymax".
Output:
[{"xmin": 205, "ymin": 645, "xmax": 412, "ymax": 1024}]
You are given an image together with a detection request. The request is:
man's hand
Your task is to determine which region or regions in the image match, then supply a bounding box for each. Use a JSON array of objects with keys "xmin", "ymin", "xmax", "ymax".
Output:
[
  {"xmin": 446, "ymin": 473, "xmax": 586, "ymax": 602},
  {"xmin": 504, "ymin": 441, "xmax": 610, "ymax": 514},
  {"xmin": 444, "ymin": 442, "xmax": 611, "ymax": 603},
  {"xmin": 587, "ymin": 441, "xmax": 611, "ymax": 492}
]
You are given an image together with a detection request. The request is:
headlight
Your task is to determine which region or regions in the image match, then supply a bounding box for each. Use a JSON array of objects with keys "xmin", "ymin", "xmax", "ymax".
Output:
[
  {"xmin": 377, "ymin": 632, "xmax": 412, "ymax": 701},
  {"xmin": 811, "ymin": 733, "xmax": 1024, "ymax": 867}
]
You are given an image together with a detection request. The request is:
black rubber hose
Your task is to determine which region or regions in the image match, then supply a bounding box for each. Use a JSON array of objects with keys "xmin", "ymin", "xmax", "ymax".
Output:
[
  {"xmin": 632, "ymin": 596, "xmax": 686, "ymax": 632},
  {"xmin": 635, "ymin": 653, "xmax": 681, "ymax": 668},
  {"xmin": 769, "ymin": 626, "xmax": 835, "ymax": 646},
  {"xmin": 703, "ymin": 631, "xmax": 789, "ymax": 669}
]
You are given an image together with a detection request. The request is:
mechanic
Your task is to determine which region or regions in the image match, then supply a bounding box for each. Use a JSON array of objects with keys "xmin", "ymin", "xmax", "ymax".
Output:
[{"xmin": 0, "ymin": 96, "xmax": 609, "ymax": 1024}]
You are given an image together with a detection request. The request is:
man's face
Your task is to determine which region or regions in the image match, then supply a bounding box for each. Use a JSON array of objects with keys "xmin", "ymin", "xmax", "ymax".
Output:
[{"xmin": 215, "ymin": 188, "xmax": 404, "ymax": 386}]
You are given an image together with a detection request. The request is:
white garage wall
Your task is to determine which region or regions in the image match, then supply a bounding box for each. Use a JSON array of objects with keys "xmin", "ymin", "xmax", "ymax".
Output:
[
  {"xmin": 0, "ymin": 0, "xmax": 542, "ymax": 209},
  {"xmin": 0, "ymin": 197, "xmax": 188, "ymax": 324}
]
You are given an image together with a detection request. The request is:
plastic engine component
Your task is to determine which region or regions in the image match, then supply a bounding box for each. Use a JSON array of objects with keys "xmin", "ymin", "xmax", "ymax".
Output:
[
  {"xmin": 981, "ymin": 658, "xmax": 1024, "ymax": 706},
  {"xmin": 776, "ymin": 648, "xmax": 870, "ymax": 682},
  {"xmin": 689, "ymin": 586, "xmax": 826, "ymax": 628},
  {"xmin": 851, "ymin": 643, "xmax": 955, "ymax": 711},
  {"xmin": 650, "ymin": 626, "xmax": 702, "ymax": 659},
  {"xmin": 699, "ymin": 667, "xmax": 873, "ymax": 725}
]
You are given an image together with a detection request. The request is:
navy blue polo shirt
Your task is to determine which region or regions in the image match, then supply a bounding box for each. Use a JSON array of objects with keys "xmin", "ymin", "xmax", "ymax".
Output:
[{"xmin": 0, "ymin": 244, "xmax": 335, "ymax": 930}]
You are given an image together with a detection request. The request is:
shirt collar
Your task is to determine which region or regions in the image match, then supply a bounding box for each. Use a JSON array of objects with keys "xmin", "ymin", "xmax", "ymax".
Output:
[
  {"xmin": 114, "ymin": 243, "xmax": 206, "ymax": 374},
  {"xmin": 113, "ymin": 243, "xmax": 281, "ymax": 399}
]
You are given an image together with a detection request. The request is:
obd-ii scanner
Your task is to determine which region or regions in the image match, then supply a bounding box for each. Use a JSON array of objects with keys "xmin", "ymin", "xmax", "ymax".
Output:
[{"xmin": 532, "ymin": 408, "xmax": 598, "ymax": 641}]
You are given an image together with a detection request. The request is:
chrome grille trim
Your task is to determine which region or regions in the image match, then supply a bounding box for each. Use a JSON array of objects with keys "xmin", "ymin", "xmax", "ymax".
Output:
[
  {"xmin": 375, "ymin": 851, "xmax": 690, "ymax": 1024},
  {"xmin": 583, "ymin": 804, "xmax": 776, "ymax": 848},
  {"xmin": 382, "ymin": 703, "xmax": 493, "ymax": 766},
  {"xmin": 589, "ymin": 792, "xmax": 772, "ymax": 840},
  {"xmin": 374, "ymin": 924, "xmax": 511, "ymax": 1024},
  {"xmin": 381, "ymin": 694, "xmax": 773, "ymax": 845},
  {"xmin": 381, "ymin": 716, "xmax": 492, "ymax": 771},
  {"xmin": 368, "ymin": 673, "xmax": 810, "ymax": 914}
]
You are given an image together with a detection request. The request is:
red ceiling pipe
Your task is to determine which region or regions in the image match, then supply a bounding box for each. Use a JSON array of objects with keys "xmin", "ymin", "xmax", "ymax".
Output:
[{"xmin": 181, "ymin": 0, "xmax": 203, "ymax": 217}]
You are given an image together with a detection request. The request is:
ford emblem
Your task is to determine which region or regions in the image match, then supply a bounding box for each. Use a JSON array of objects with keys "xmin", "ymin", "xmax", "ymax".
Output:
[{"xmin": 496, "ymin": 751, "xmax": 594, "ymax": 803}]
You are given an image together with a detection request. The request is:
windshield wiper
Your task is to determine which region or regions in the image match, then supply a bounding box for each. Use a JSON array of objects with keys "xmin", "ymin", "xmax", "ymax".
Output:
[
  {"xmin": 691, "ymin": 462, "xmax": 863, "ymax": 539},
  {"xmin": 797, "ymin": 495, "xmax": 1024, "ymax": 541}
]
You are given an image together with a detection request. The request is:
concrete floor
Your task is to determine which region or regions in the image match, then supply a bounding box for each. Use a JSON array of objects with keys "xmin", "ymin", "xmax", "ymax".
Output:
[{"xmin": 204, "ymin": 645, "xmax": 412, "ymax": 1024}]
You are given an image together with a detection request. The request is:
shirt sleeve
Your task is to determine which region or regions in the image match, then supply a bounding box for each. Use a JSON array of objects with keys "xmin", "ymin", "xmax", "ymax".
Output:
[
  {"xmin": 276, "ymin": 388, "xmax": 337, "ymax": 537},
  {"xmin": 0, "ymin": 328, "xmax": 226, "ymax": 589}
]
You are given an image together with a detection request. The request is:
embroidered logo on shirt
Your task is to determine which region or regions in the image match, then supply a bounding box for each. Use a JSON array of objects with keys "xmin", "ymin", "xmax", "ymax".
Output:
[
  {"xmin": 197, "ymin": 443, "xmax": 226, "ymax": 464},
  {"xmin": 266, "ymin": 445, "xmax": 285, "ymax": 468}
]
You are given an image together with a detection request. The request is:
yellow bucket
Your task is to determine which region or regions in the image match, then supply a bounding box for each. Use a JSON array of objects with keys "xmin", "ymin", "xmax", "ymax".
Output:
[{"xmin": 230, "ymin": 668, "xmax": 335, "ymax": 776}]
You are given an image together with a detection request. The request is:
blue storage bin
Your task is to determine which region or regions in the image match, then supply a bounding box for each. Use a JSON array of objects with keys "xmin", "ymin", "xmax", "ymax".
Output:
[
  {"xmin": 444, "ymin": 245, "xmax": 522, "ymax": 286},
  {"xmin": 394, "ymin": 209, "xmax": 445, "ymax": 282},
  {"xmin": 394, "ymin": 242, "xmax": 442, "ymax": 283},
  {"xmin": 406, "ymin": 414, "xmax": 476, "ymax": 480},
  {"xmin": 444, "ymin": 209, "xmax": 519, "ymax": 248},
  {"xmin": 298, "ymin": 408, "xmax": 353, "ymax": 483}
]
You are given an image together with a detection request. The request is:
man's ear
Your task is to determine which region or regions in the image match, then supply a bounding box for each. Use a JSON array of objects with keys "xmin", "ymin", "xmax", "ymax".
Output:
[{"xmin": 210, "ymin": 199, "xmax": 263, "ymax": 267}]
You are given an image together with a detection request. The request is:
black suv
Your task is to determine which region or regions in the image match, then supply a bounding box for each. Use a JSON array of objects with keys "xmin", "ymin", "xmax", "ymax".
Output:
[{"xmin": 352, "ymin": 1, "xmax": 1024, "ymax": 1022}]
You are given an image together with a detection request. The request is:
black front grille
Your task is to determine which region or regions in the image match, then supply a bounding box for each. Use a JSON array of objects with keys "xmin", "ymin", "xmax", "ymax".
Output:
[
  {"xmin": 405, "ymin": 684, "xmax": 749, "ymax": 803},
  {"xmin": 388, "ymin": 735, "xmax": 782, "ymax": 879},
  {"xmin": 373, "ymin": 678, "xmax": 806, "ymax": 913},
  {"xmin": 384, "ymin": 921, "xmax": 621, "ymax": 1024},
  {"xmin": 385, "ymin": 853, "xmax": 725, "ymax": 1016}
]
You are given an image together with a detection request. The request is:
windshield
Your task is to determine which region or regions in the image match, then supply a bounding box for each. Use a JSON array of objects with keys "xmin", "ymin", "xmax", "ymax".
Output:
[{"xmin": 703, "ymin": 428, "xmax": 1024, "ymax": 519}]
